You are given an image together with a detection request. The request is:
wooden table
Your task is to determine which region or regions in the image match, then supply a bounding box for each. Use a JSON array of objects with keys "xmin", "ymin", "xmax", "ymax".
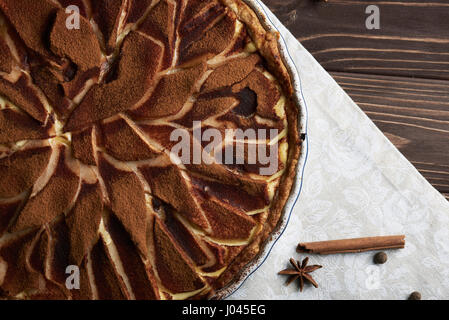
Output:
[{"xmin": 263, "ymin": 0, "xmax": 449, "ymax": 200}]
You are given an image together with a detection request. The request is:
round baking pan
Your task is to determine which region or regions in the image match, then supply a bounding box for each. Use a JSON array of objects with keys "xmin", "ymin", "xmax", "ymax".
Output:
[{"xmin": 214, "ymin": 0, "xmax": 309, "ymax": 300}]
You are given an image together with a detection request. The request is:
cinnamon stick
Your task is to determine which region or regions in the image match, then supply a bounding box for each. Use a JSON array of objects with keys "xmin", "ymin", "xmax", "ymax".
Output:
[{"xmin": 297, "ymin": 235, "xmax": 405, "ymax": 255}]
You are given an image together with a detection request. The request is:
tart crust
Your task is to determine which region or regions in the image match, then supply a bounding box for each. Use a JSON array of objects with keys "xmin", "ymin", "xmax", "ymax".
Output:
[
  {"xmin": 212, "ymin": 0, "xmax": 301, "ymax": 296},
  {"xmin": 220, "ymin": 0, "xmax": 294, "ymax": 95}
]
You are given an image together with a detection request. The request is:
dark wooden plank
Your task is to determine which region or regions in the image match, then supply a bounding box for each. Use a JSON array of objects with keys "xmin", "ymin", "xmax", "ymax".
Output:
[
  {"xmin": 331, "ymin": 72, "xmax": 449, "ymax": 200},
  {"xmin": 263, "ymin": 0, "xmax": 449, "ymax": 200},
  {"xmin": 263, "ymin": 0, "xmax": 449, "ymax": 80}
]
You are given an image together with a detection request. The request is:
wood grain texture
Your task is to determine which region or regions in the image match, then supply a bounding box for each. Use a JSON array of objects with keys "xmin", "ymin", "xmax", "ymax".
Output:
[
  {"xmin": 263, "ymin": 0, "xmax": 449, "ymax": 200},
  {"xmin": 264, "ymin": 0, "xmax": 449, "ymax": 80}
]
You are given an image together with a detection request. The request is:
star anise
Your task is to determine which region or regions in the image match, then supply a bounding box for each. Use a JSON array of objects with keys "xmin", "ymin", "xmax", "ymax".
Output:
[{"xmin": 278, "ymin": 257, "xmax": 322, "ymax": 292}]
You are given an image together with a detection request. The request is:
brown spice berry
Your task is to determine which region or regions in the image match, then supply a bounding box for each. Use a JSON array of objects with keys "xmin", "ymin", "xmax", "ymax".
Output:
[
  {"xmin": 373, "ymin": 252, "xmax": 387, "ymax": 264},
  {"xmin": 408, "ymin": 292, "xmax": 422, "ymax": 300}
]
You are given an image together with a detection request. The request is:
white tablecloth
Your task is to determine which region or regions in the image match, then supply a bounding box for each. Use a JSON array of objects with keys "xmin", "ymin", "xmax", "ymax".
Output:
[{"xmin": 229, "ymin": 1, "xmax": 449, "ymax": 300}]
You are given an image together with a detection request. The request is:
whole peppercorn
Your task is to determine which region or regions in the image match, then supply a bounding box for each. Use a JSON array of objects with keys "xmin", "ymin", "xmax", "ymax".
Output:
[
  {"xmin": 408, "ymin": 292, "xmax": 422, "ymax": 300},
  {"xmin": 373, "ymin": 252, "xmax": 388, "ymax": 264}
]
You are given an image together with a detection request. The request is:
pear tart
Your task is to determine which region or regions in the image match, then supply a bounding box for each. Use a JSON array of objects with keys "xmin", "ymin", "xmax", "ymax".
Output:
[{"xmin": 0, "ymin": 0, "xmax": 300, "ymax": 300}]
